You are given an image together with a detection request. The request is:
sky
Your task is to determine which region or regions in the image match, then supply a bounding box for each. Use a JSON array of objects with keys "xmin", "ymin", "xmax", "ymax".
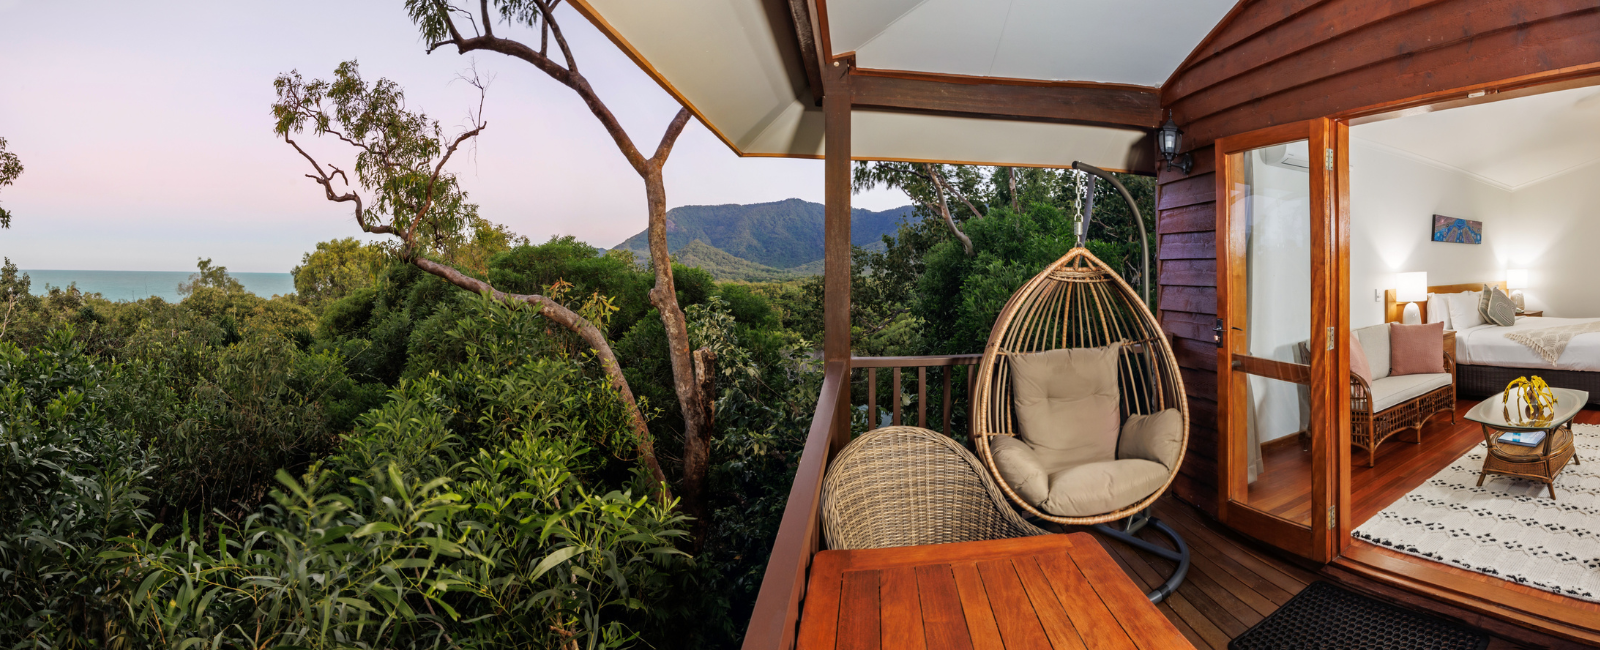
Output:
[{"xmin": 0, "ymin": 0, "xmax": 907, "ymax": 273}]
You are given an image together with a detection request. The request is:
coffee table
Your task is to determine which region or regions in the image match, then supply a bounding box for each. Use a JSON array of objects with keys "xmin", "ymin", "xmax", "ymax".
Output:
[{"xmin": 1465, "ymin": 387, "xmax": 1587, "ymax": 499}]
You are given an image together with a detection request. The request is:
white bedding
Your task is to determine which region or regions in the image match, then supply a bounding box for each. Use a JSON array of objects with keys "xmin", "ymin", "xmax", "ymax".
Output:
[{"xmin": 1455, "ymin": 316, "xmax": 1600, "ymax": 372}]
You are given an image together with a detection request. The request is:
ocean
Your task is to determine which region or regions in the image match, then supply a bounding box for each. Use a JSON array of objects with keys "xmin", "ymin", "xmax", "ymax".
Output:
[{"xmin": 20, "ymin": 270, "xmax": 296, "ymax": 303}]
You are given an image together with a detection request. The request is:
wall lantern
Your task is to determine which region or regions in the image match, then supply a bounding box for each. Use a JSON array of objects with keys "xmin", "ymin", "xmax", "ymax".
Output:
[{"xmin": 1157, "ymin": 116, "xmax": 1192, "ymax": 175}]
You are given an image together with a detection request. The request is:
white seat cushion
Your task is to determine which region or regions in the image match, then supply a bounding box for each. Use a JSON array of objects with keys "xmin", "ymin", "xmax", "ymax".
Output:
[
  {"xmin": 1369, "ymin": 373, "xmax": 1451, "ymax": 412},
  {"xmin": 1353, "ymin": 324, "xmax": 1391, "ymax": 380}
]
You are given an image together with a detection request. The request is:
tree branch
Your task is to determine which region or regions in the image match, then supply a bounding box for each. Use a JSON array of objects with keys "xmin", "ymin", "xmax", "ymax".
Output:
[
  {"xmin": 411, "ymin": 257, "xmax": 672, "ymax": 496},
  {"xmin": 650, "ymin": 108, "xmax": 692, "ymax": 166},
  {"xmin": 432, "ymin": 26, "xmax": 649, "ymax": 174},
  {"xmin": 924, "ymin": 164, "xmax": 973, "ymax": 256}
]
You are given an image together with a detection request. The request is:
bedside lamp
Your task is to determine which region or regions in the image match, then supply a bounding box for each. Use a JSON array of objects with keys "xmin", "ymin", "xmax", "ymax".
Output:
[
  {"xmin": 1397, "ymin": 272, "xmax": 1428, "ymax": 324},
  {"xmin": 1506, "ymin": 269, "xmax": 1528, "ymax": 312}
]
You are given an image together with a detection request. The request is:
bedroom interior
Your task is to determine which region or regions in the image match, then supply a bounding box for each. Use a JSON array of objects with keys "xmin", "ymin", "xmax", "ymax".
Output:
[{"xmin": 1232, "ymin": 81, "xmax": 1600, "ymax": 607}]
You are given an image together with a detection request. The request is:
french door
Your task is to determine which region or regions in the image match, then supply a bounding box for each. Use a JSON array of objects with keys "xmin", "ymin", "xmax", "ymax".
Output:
[{"xmin": 1215, "ymin": 118, "xmax": 1348, "ymax": 563}]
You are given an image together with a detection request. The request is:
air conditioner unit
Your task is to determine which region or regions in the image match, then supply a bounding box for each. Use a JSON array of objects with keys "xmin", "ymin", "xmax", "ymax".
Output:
[{"xmin": 1260, "ymin": 142, "xmax": 1311, "ymax": 169}]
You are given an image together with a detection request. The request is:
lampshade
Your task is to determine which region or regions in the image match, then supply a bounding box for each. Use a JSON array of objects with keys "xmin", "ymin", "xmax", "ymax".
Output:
[
  {"xmin": 1396, "ymin": 272, "xmax": 1428, "ymax": 303},
  {"xmin": 1507, "ymin": 269, "xmax": 1529, "ymax": 290}
]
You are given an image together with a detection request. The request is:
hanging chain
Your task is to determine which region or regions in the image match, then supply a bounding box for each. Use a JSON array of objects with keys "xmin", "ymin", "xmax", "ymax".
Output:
[{"xmin": 1071, "ymin": 168, "xmax": 1089, "ymax": 246}]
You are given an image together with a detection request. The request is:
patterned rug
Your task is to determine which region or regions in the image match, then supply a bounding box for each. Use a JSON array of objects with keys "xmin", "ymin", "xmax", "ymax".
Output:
[{"xmin": 1354, "ymin": 423, "xmax": 1600, "ymax": 602}]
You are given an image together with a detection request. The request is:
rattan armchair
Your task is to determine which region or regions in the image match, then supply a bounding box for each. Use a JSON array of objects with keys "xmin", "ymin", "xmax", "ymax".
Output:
[
  {"xmin": 820, "ymin": 426, "xmax": 1047, "ymax": 551},
  {"xmin": 1350, "ymin": 350, "xmax": 1456, "ymax": 466}
]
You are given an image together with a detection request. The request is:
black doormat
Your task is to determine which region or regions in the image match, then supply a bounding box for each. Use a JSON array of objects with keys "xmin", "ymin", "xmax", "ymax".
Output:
[{"xmin": 1229, "ymin": 581, "xmax": 1489, "ymax": 650}]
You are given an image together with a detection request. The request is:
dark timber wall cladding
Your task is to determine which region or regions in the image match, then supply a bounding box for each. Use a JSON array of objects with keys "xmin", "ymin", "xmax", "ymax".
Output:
[{"xmin": 1155, "ymin": 0, "xmax": 1600, "ymax": 516}]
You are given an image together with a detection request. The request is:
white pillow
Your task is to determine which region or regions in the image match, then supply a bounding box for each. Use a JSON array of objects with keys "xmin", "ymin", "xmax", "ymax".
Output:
[
  {"xmin": 1426, "ymin": 293, "xmax": 1451, "ymax": 329},
  {"xmin": 1446, "ymin": 291, "xmax": 1486, "ymax": 329}
]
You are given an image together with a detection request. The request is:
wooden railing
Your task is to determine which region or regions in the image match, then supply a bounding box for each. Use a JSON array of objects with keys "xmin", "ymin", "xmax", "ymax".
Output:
[
  {"xmin": 855, "ymin": 355, "xmax": 982, "ymax": 435},
  {"xmin": 740, "ymin": 354, "xmax": 981, "ymax": 650}
]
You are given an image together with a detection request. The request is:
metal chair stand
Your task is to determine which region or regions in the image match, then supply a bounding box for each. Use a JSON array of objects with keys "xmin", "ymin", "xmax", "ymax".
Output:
[{"xmin": 1092, "ymin": 509, "xmax": 1190, "ymax": 604}]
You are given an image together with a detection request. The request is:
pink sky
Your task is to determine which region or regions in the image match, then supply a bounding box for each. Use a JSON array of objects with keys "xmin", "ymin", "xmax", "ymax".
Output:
[{"xmin": 0, "ymin": 0, "xmax": 906, "ymax": 272}]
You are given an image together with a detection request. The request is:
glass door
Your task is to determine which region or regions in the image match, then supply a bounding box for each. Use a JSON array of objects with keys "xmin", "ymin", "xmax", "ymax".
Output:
[{"xmin": 1215, "ymin": 119, "xmax": 1344, "ymax": 562}]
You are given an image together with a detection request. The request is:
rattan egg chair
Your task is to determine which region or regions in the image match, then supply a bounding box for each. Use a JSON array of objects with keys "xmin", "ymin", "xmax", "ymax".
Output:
[{"xmin": 971, "ymin": 163, "xmax": 1190, "ymax": 602}]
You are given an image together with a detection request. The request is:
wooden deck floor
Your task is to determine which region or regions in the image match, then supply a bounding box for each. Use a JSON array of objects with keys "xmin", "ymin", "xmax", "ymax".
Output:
[{"xmin": 1096, "ymin": 496, "xmax": 1528, "ymax": 650}]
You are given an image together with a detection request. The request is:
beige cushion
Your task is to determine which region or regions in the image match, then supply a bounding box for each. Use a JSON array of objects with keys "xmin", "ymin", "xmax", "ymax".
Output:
[
  {"xmin": 1353, "ymin": 324, "xmax": 1391, "ymax": 380},
  {"xmin": 1370, "ymin": 373, "xmax": 1451, "ymax": 412},
  {"xmin": 1040, "ymin": 459, "xmax": 1169, "ymax": 518},
  {"xmin": 990, "ymin": 434, "xmax": 1050, "ymax": 506},
  {"xmin": 1008, "ymin": 345, "xmax": 1122, "ymax": 466},
  {"xmin": 1486, "ymin": 287, "xmax": 1516, "ymax": 326},
  {"xmin": 1118, "ymin": 408, "xmax": 1183, "ymax": 470}
]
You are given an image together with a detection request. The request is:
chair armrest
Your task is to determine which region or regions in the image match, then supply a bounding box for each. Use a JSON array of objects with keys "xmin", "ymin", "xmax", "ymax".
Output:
[
  {"xmin": 1350, "ymin": 373, "xmax": 1374, "ymax": 414},
  {"xmin": 1444, "ymin": 350, "xmax": 1456, "ymax": 378}
]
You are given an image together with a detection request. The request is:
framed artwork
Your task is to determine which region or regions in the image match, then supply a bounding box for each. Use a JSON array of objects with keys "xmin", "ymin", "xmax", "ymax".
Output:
[{"xmin": 1432, "ymin": 214, "xmax": 1482, "ymax": 244}]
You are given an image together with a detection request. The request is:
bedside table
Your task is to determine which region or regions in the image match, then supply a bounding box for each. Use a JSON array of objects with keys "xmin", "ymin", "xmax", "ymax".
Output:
[{"xmin": 1520, "ymin": 310, "xmax": 1544, "ymax": 318}]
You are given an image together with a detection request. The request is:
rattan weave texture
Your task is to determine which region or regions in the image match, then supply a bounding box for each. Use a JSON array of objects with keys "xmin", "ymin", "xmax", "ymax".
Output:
[
  {"xmin": 972, "ymin": 247, "xmax": 1188, "ymax": 525},
  {"xmin": 820, "ymin": 426, "xmax": 1047, "ymax": 551}
]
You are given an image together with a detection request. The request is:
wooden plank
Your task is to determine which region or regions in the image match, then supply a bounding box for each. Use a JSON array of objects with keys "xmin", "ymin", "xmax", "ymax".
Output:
[
  {"xmin": 1099, "ymin": 538, "xmax": 1228, "ymax": 649},
  {"xmin": 881, "ymin": 567, "xmax": 927, "ymax": 650},
  {"xmin": 1157, "ymin": 258, "xmax": 1217, "ymax": 287},
  {"xmin": 1157, "ymin": 145, "xmax": 1217, "ymax": 184},
  {"xmin": 1231, "ymin": 355, "xmax": 1310, "ymax": 385},
  {"xmin": 1033, "ymin": 553, "xmax": 1139, "ymax": 650},
  {"xmin": 949, "ymin": 563, "xmax": 1005, "ymax": 650},
  {"xmin": 1166, "ymin": 0, "xmax": 1454, "ymax": 103},
  {"xmin": 1012, "ymin": 556, "xmax": 1088, "ymax": 650},
  {"xmin": 1174, "ymin": 0, "xmax": 1599, "ymax": 124},
  {"xmin": 1158, "ymin": 232, "xmax": 1217, "ymax": 261},
  {"xmin": 848, "ymin": 69, "xmax": 1163, "ymax": 129},
  {"xmin": 823, "ymin": 68, "xmax": 851, "ymax": 366},
  {"xmin": 1178, "ymin": 367, "xmax": 1217, "ymax": 401},
  {"xmin": 1063, "ymin": 537, "xmax": 1193, "ymax": 648},
  {"xmin": 782, "ymin": 0, "xmax": 824, "ymax": 103},
  {"xmin": 1184, "ymin": 8, "xmax": 1600, "ymax": 144},
  {"xmin": 852, "ymin": 355, "xmax": 983, "ymax": 368},
  {"xmin": 1173, "ymin": 337, "xmax": 1220, "ymax": 372},
  {"xmin": 975, "ymin": 559, "xmax": 1051, "ymax": 649},
  {"xmin": 1158, "ymin": 285, "xmax": 1217, "ymax": 314},
  {"xmin": 797, "ymin": 552, "xmax": 846, "ymax": 650},
  {"xmin": 1169, "ymin": 0, "xmax": 1327, "ymax": 79},
  {"xmin": 1160, "ymin": 310, "xmax": 1218, "ymax": 343},
  {"xmin": 1156, "ymin": 173, "xmax": 1217, "ymax": 210},
  {"xmin": 914, "ymin": 565, "xmax": 974, "ymax": 650},
  {"xmin": 839, "ymin": 570, "xmax": 883, "ymax": 650}
]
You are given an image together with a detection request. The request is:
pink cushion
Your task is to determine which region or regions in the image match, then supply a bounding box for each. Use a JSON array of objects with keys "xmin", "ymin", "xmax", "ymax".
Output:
[
  {"xmin": 1350, "ymin": 336, "xmax": 1373, "ymax": 385},
  {"xmin": 1389, "ymin": 322, "xmax": 1444, "ymax": 376}
]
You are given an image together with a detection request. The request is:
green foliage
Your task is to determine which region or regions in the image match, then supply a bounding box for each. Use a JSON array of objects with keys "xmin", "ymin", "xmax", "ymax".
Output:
[
  {"xmin": 0, "ymin": 137, "xmax": 21, "ymax": 228},
  {"xmin": 0, "ymin": 329, "xmax": 153, "ymax": 649},
  {"xmin": 177, "ymin": 257, "xmax": 245, "ymax": 296},
  {"xmin": 113, "ymin": 295, "xmax": 693, "ymax": 649},
  {"xmin": 294, "ymin": 237, "xmax": 392, "ymax": 307}
]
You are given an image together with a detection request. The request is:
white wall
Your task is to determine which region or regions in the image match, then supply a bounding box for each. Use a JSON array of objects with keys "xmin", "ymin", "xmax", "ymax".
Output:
[
  {"xmin": 1349, "ymin": 140, "xmax": 1512, "ymax": 328},
  {"xmin": 1505, "ymin": 162, "xmax": 1600, "ymax": 317}
]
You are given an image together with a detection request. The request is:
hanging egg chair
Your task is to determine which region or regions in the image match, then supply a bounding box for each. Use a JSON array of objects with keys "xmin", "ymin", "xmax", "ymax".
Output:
[{"xmin": 972, "ymin": 162, "xmax": 1190, "ymax": 602}]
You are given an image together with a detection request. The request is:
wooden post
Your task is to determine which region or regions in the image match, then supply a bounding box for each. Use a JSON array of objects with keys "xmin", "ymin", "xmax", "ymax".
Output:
[{"xmin": 825, "ymin": 62, "xmax": 853, "ymax": 444}]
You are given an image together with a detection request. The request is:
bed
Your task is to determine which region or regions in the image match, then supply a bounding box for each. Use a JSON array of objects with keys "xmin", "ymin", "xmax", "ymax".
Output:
[{"xmin": 1384, "ymin": 281, "xmax": 1600, "ymax": 405}]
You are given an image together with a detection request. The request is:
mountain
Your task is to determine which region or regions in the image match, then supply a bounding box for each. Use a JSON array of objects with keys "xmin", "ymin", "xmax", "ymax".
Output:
[
  {"xmin": 611, "ymin": 198, "xmax": 913, "ymax": 271},
  {"xmin": 669, "ymin": 240, "xmax": 811, "ymax": 282}
]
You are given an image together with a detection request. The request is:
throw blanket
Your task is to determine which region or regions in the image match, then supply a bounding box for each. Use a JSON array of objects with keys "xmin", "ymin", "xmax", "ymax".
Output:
[{"xmin": 1504, "ymin": 320, "xmax": 1600, "ymax": 364}]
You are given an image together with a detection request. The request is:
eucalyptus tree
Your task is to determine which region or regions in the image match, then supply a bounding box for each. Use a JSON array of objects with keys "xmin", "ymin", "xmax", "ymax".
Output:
[
  {"xmin": 401, "ymin": 0, "xmax": 718, "ymax": 536},
  {"xmin": 0, "ymin": 138, "xmax": 22, "ymax": 228},
  {"xmin": 270, "ymin": 61, "xmax": 672, "ymax": 500}
]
